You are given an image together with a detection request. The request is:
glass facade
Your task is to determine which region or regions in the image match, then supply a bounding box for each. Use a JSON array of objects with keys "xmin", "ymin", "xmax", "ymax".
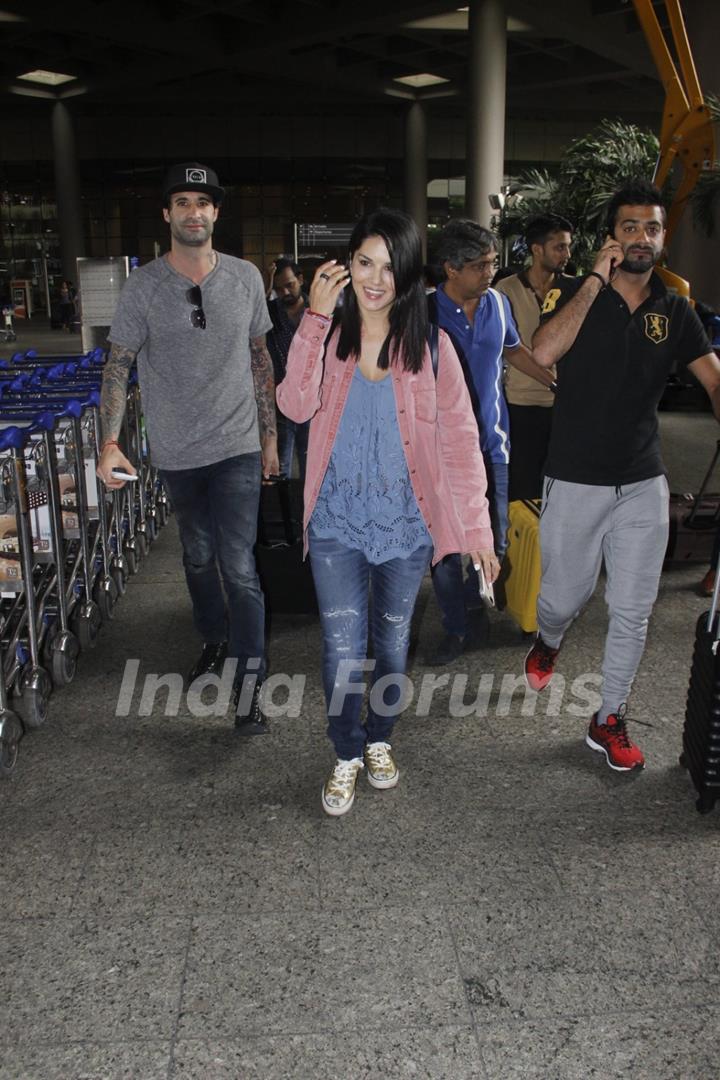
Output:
[{"xmin": 0, "ymin": 156, "xmax": 411, "ymax": 312}]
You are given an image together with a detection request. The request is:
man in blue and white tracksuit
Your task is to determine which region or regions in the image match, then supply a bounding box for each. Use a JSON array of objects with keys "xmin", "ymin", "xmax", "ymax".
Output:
[{"xmin": 427, "ymin": 219, "xmax": 555, "ymax": 664}]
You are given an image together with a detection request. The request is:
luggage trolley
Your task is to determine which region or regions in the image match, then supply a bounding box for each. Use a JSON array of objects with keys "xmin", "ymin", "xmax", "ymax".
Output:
[
  {"xmin": 38, "ymin": 362, "xmax": 160, "ymax": 574},
  {"xmin": 0, "ymin": 350, "xmax": 170, "ymax": 616},
  {"xmin": 0, "ymin": 404, "xmax": 82, "ymax": 690},
  {"xmin": 0, "ymin": 389, "xmax": 108, "ymax": 651},
  {"xmin": 1, "ymin": 307, "xmax": 17, "ymax": 344},
  {"xmin": 47, "ymin": 370, "xmax": 149, "ymax": 581},
  {"xmin": 0, "ymin": 423, "xmax": 55, "ymax": 730},
  {"xmin": 2, "ymin": 351, "xmax": 167, "ymax": 564},
  {"xmin": 0, "ymin": 346, "xmax": 170, "ymax": 776},
  {"xmin": 0, "ymin": 656, "xmax": 22, "ymax": 775}
]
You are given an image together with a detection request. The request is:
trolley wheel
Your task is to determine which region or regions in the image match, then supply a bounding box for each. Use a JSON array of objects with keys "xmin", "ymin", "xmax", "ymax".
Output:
[
  {"xmin": 42, "ymin": 620, "xmax": 60, "ymax": 669},
  {"xmin": 112, "ymin": 566, "xmax": 127, "ymax": 597},
  {"xmin": 16, "ymin": 685, "xmax": 50, "ymax": 731},
  {"xmin": 145, "ymin": 514, "xmax": 158, "ymax": 543},
  {"xmin": 157, "ymin": 500, "xmax": 169, "ymax": 527},
  {"xmin": 71, "ymin": 602, "xmax": 102, "ymax": 651},
  {"xmin": 50, "ymin": 632, "xmax": 79, "ymax": 687},
  {"xmin": 0, "ymin": 711, "xmax": 23, "ymax": 777},
  {"xmin": 136, "ymin": 530, "xmax": 149, "ymax": 557},
  {"xmin": 93, "ymin": 576, "xmax": 119, "ymax": 622},
  {"xmin": 123, "ymin": 540, "xmax": 140, "ymax": 576},
  {"xmin": 52, "ymin": 647, "xmax": 77, "ymax": 688},
  {"xmin": 44, "ymin": 629, "xmax": 80, "ymax": 689}
]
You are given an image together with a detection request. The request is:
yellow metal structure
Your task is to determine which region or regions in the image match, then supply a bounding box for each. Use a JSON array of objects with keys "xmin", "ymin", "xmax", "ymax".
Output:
[{"xmin": 632, "ymin": 0, "xmax": 715, "ymax": 245}]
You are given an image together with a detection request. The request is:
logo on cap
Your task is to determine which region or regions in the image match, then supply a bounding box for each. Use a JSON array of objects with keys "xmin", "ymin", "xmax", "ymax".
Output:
[{"xmin": 186, "ymin": 168, "xmax": 207, "ymax": 184}]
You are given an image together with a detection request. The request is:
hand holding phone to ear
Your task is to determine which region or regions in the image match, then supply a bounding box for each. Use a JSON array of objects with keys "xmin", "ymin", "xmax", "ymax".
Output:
[{"xmin": 593, "ymin": 235, "xmax": 623, "ymax": 285}]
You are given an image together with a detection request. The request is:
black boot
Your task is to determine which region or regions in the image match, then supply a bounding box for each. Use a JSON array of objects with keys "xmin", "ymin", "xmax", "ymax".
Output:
[
  {"xmin": 464, "ymin": 604, "xmax": 491, "ymax": 650},
  {"xmin": 424, "ymin": 632, "xmax": 464, "ymax": 666},
  {"xmin": 187, "ymin": 642, "xmax": 228, "ymax": 685},
  {"xmin": 234, "ymin": 679, "xmax": 268, "ymax": 736}
]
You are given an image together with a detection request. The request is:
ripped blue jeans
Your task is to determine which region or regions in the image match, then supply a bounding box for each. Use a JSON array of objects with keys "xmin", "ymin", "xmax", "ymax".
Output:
[{"xmin": 308, "ymin": 530, "xmax": 432, "ymax": 760}]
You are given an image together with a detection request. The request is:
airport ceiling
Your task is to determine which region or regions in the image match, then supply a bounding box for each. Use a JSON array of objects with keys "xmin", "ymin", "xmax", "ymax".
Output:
[{"xmin": 0, "ymin": 0, "xmax": 666, "ymax": 123}]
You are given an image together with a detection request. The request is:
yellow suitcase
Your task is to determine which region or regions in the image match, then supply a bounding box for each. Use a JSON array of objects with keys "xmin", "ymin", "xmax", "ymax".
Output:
[{"xmin": 503, "ymin": 499, "xmax": 541, "ymax": 633}]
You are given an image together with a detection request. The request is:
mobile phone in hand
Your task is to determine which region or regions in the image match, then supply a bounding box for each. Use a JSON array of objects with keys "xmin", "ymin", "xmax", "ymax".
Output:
[{"xmin": 477, "ymin": 564, "xmax": 495, "ymax": 608}]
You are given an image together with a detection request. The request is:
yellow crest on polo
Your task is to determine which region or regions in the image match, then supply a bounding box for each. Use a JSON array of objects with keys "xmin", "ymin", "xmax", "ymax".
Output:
[{"xmin": 644, "ymin": 313, "xmax": 668, "ymax": 344}]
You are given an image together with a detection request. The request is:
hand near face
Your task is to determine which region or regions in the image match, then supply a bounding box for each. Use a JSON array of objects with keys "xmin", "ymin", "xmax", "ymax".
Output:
[
  {"xmin": 593, "ymin": 236, "xmax": 623, "ymax": 283},
  {"xmin": 309, "ymin": 261, "xmax": 351, "ymax": 318}
]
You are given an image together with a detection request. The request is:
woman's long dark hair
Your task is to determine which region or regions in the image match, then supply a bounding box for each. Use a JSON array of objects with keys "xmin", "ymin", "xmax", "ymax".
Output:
[{"xmin": 336, "ymin": 207, "xmax": 428, "ymax": 373}]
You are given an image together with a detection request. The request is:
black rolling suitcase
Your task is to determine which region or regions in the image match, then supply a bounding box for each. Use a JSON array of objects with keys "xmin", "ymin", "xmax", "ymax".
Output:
[
  {"xmin": 681, "ymin": 568, "xmax": 720, "ymax": 813},
  {"xmin": 255, "ymin": 477, "xmax": 317, "ymax": 616}
]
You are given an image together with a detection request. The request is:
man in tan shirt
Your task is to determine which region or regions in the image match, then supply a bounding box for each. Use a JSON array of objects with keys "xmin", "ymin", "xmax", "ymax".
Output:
[{"xmin": 496, "ymin": 215, "xmax": 573, "ymax": 500}]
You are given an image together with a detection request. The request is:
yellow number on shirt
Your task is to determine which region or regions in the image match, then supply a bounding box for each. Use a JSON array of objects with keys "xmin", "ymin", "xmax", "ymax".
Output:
[{"xmin": 541, "ymin": 288, "xmax": 561, "ymax": 315}]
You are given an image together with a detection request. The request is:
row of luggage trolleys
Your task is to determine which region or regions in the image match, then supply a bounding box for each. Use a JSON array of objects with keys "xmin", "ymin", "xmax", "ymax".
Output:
[{"xmin": 0, "ymin": 347, "xmax": 169, "ymax": 777}]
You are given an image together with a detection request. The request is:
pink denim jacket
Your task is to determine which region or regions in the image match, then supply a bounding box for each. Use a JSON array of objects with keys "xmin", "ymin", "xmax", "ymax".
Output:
[{"xmin": 276, "ymin": 311, "xmax": 494, "ymax": 565}]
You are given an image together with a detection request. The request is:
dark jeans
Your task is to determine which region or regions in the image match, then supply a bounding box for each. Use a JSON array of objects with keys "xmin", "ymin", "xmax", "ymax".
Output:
[
  {"xmin": 278, "ymin": 413, "xmax": 309, "ymax": 482},
  {"xmin": 430, "ymin": 459, "xmax": 509, "ymax": 638},
  {"xmin": 308, "ymin": 530, "xmax": 432, "ymax": 760},
  {"xmin": 159, "ymin": 452, "xmax": 266, "ymax": 681},
  {"xmin": 507, "ymin": 403, "xmax": 553, "ymax": 502}
]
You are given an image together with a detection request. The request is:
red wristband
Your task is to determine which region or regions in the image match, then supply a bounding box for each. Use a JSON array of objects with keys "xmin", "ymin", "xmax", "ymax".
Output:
[
  {"xmin": 307, "ymin": 309, "xmax": 332, "ymax": 321},
  {"xmin": 101, "ymin": 439, "xmax": 120, "ymax": 451}
]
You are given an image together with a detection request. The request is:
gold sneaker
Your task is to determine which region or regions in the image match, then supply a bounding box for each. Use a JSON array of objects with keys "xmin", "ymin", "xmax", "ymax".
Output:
[
  {"xmin": 364, "ymin": 742, "xmax": 399, "ymax": 790},
  {"xmin": 321, "ymin": 758, "xmax": 364, "ymax": 817}
]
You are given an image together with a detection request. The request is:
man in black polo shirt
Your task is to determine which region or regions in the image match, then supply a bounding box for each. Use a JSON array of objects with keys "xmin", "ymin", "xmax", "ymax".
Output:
[{"xmin": 524, "ymin": 179, "xmax": 720, "ymax": 772}]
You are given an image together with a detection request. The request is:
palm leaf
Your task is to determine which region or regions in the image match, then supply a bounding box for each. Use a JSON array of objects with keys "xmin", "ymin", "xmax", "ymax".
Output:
[
  {"xmin": 491, "ymin": 119, "xmax": 660, "ymax": 270},
  {"xmin": 690, "ymin": 167, "xmax": 720, "ymax": 237}
]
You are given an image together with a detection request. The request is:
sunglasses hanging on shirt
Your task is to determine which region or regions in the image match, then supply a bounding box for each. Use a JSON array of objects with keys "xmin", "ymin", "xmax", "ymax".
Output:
[{"xmin": 186, "ymin": 285, "xmax": 206, "ymax": 329}]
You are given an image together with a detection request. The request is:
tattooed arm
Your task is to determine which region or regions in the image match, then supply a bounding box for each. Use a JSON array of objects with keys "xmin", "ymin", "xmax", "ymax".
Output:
[
  {"xmin": 96, "ymin": 342, "xmax": 138, "ymax": 488},
  {"xmin": 250, "ymin": 335, "xmax": 279, "ymax": 478}
]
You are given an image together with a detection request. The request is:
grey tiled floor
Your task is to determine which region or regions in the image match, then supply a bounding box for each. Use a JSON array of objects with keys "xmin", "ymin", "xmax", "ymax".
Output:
[{"xmin": 2, "ymin": 409, "xmax": 719, "ymax": 1080}]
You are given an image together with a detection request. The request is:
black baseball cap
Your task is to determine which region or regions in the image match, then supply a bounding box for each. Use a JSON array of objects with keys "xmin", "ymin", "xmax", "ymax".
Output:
[{"xmin": 162, "ymin": 162, "xmax": 224, "ymax": 205}]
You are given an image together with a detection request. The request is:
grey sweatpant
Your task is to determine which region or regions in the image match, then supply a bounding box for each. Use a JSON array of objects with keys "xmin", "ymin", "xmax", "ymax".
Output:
[{"xmin": 537, "ymin": 474, "xmax": 669, "ymax": 719}]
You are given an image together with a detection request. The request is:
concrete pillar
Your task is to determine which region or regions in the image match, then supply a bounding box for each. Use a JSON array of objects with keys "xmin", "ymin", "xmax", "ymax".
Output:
[
  {"xmin": 465, "ymin": 0, "xmax": 507, "ymax": 227},
  {"xmin": 666, "ymin": 0, "xmax": 720, "ymax": 309},
  {"xmin": 405, "ymin": 102, "xmax": 428, "ymax": 259},
  {"xmin": 51, "ymin": 102, "xmax": 85, "ymax": 287}
]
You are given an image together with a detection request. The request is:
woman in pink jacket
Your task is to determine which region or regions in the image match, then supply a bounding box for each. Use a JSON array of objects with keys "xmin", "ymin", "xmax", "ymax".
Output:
[{"xmin": 277, "ymin": 208, "xmax": 498, "ymax": 816}]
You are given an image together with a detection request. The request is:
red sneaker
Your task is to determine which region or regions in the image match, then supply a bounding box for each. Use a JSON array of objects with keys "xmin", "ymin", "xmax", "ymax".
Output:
[
  {"xmin": 586, "ymin": 710, "xmax": 645, "ymax": 772},
  {"xmin": 524, "ymin": 636, "xmax": 560, "ymax": 691}
]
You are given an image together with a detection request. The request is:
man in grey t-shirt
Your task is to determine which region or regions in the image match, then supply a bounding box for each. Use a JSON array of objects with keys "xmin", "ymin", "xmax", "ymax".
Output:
[{"xmin": 96, "ymin": 162, "xmax": 277, "ymax": 734}]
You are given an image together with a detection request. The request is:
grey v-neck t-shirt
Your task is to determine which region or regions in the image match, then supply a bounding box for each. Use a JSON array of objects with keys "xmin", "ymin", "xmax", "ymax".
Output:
[{"xmin": 109, "ymin": 253, "xmax": 273, "ymax": 470}]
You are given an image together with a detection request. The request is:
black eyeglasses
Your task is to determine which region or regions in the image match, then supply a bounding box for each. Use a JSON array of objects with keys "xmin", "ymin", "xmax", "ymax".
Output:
[{"xmin": 186, "ymin": 285, "xmax": 206, "ymax": 329}]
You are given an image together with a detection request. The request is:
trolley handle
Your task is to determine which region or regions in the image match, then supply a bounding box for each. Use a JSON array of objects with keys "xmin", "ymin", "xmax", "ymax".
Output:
[
  {"xmin": 2, "ymin": 388, "xmax": 99, "ymax": 409},
  {"xmin": 0, "ymin": 425, "xmax": 28, "ymax": 452},
  {"xmin": 0, "ymin": 410, "xmax": 57, "ymax": 433},
  {"xmin": 0, "ymin": 396, "xmax": 87, "ymax": 418},
  {"xmin": 688, "ymin": 439, "xmax": 720, "ymax": 529}
]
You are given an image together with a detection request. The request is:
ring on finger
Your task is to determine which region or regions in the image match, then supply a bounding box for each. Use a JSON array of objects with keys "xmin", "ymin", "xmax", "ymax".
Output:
[{"xmin": 319, "ymin": 272, "xmax": 330, "ymax": 281}]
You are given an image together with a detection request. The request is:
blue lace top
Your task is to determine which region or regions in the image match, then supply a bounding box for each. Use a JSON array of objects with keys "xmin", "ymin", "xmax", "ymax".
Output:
[{"xmin": 310, "ymin": 366, "xmax": 431, "ymax": 564}]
